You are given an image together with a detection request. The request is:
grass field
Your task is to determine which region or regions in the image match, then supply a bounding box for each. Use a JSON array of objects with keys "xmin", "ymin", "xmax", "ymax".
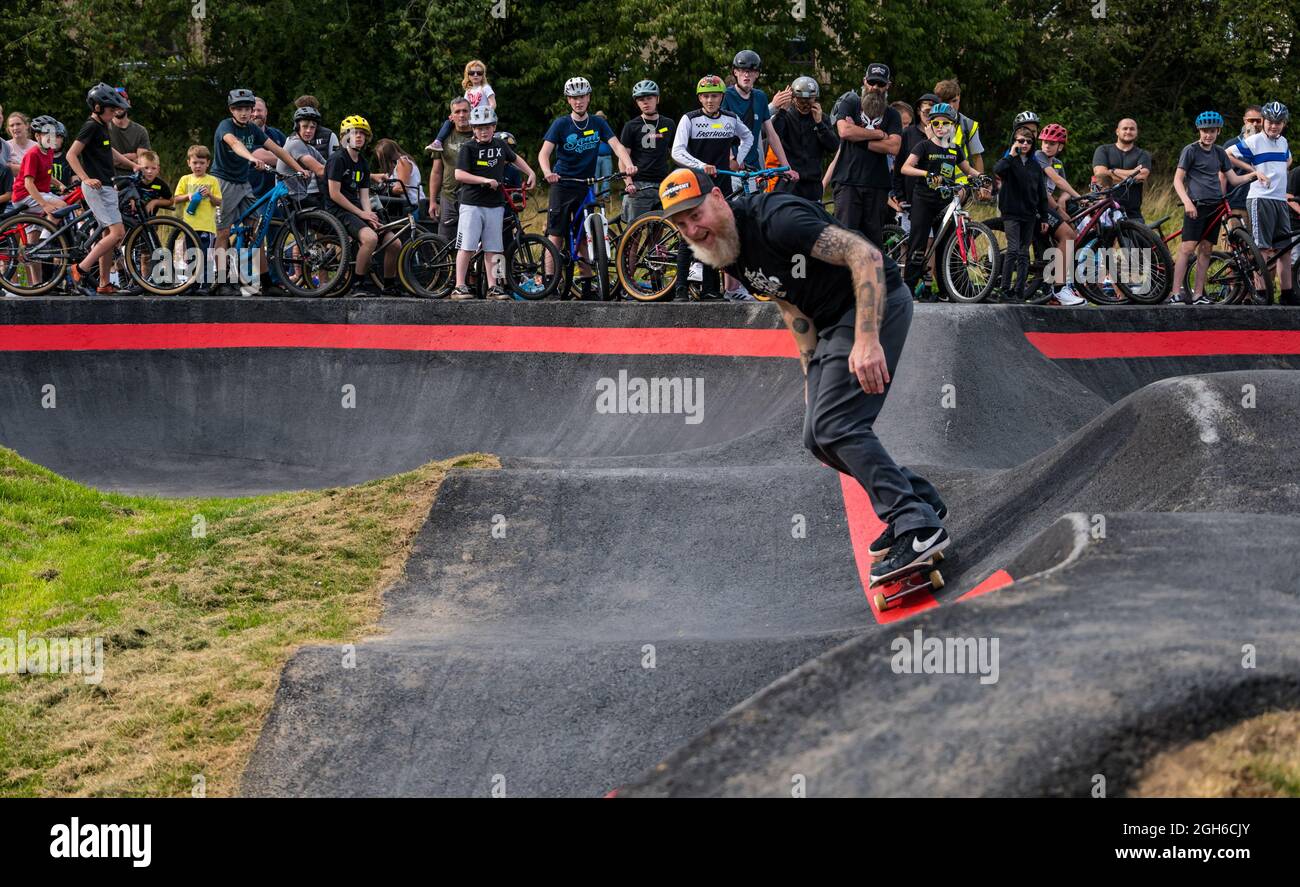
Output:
[{"xmin": 0, "ymin": 448, "xmax": 496, "ymax": 797}]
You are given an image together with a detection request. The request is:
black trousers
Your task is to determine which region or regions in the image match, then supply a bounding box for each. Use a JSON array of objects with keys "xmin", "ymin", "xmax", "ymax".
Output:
[
  {"xmin": 904, "ymin": 190, "xmax": 945, "ymax": 289},
  {"xmin": 803, "ymin": 285, "xmax": 944, "ymax": 534},
  {"xmin": 1000, "ymin": 216, "xmax": 1033, "ymax": 296},
  {"xmin": 833, "ymin": 183, "xmax": 887, "ymax": 248}
]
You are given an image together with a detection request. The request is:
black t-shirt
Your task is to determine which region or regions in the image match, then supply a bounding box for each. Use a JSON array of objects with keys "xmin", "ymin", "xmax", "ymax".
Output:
[
  {"xmin": 725, "ymin": 192, "xmax": 903, "ymax": 331},
  {"xmin": 620, "ymin": 115, "xmax": 675, "ymax": 184},
  {"xmin": 0, "ymin": 166, "xmax": 13, "ymax": 200},
  {"xmin": 74, "ymin": 117, "xmax": 116, "ymax": 184},
  {"xmin": 456, "ymin": 138, "xmax": 518, "ymax": 208},
  {"xmin": 142, "ymin": 176, "xmax": 173, "ymax": 211},
  {"xmin": 326, "ymin": 148, "xmax": 369, "ymax": 212},
  {"xmin": 50, "ymin": 151, "xmax": 75, "ymax": 188},
  {"xmin": 830, "ymin": 93, "xmax": 901, "ymax": 190},
  {"xmin": 1288, "ymin": 167, "xmax": 1300, "ymax": 223},
  {"xmin": 1092, "ymin": 143, "xmax": 1152, "ymax": 214},
  {"xmin": 909, "ymin": 138, "xmax": 968, "ymax": 196}
]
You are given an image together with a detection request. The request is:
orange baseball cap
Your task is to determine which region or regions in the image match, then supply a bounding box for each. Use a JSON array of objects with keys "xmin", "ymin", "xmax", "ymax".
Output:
[{"xmin": 659, "ymin": 168, "xmax": 715, "ymax": 217}]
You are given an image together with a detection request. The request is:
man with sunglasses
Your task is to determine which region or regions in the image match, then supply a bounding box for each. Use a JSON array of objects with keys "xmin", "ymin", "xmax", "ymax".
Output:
[{"xmin": 831, "ymin": 62, "xmax": 901, "ymax": 248}]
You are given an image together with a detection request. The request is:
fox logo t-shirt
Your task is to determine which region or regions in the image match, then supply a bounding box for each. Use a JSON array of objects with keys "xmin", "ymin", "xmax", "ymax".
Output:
[{"xmin": 456, "ymin": 139, "xmax": 518, "ymax": 208}]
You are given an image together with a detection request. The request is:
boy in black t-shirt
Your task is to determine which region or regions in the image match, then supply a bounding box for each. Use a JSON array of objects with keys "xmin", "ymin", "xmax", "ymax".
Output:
[
  {"xmin": 325, "ymin": 114, "xmax": 401, "ymax": 295},
  {"xmin": 452, "ymin": 105, "xmax": 537, "ymax": 300},
  {"xmin": 620, "ymin": 79, "xmax": 675, "ymax": 222},
  {"xmin": 136, "ymin": 150, "xmax": 174, "ymax": 215}
]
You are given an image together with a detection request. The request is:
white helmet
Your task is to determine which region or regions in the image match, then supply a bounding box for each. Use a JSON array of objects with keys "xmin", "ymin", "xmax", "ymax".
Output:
[
  {"xmin": 469, "ymin": 105, "xmax": 498, "ymax": 126},
  {"xmin": 564, "ymin": 77, "xmax": 592, "ymax": 97}
]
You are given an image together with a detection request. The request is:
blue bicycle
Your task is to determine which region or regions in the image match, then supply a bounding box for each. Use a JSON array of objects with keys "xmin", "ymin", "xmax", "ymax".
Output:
[
  {"xmin": 227, "ymin": 170, "xmax": 350, "ymax": 296},
  {"xmin": 557, "ymin": 173, "xmax": 630, "ymax": 301}
]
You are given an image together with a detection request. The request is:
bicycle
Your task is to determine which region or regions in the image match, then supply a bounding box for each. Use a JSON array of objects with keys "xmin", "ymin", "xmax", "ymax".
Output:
[
  {"xmin": 326, "ymin": 178, "xmax": 457, "ymax": 296},
  {"xmin": 614, "ymin": 166, "xmax": 790, "ymax": 302},
  {"xmin": 400, "ymin": 185, "xmax": 564, "ymax": 300},
  {"xmin": 226, "ymin": 169, "xmax": 350, "ymax": 297},
  {"xmin": 0, "ymin": 178, "xmax": 205, "ymax": 297},
  {"xmin": 1063, "ymin": 179, "xmax": 1173, "ymax": 304},
  {"xmin": 554, "ymin": 172, "xmax": 632, "ymax": 301},
  {"xmin": 901, "ymin": 175, "xmax": 1000, "ymax": 303},
  {"xmin": 1153, "ymin": 197, "xmax": 1264, "ymax": 304}
]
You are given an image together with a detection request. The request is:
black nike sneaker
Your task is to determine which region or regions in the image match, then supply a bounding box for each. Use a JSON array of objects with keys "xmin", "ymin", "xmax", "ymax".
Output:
[
  {"xmin": 868, "ymin": 503, "xmax": 948, "ymax": 559},
  {"xmin": 870, "ymin": 526, "xmax": 951, "ymax": 587}
]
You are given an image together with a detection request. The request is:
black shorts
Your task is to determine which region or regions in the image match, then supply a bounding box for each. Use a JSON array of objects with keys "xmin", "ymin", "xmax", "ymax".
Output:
[
  {"xmin": 1182, "ymin": 201, "xmax": 1224, "ymax": 244},
  {"xmin": 546, "ymin": 181, "xmax": 591, "ymax": 238},
  {"xmin": 331, "ymin": 207, "xmax": 370, "ymax": 238}
]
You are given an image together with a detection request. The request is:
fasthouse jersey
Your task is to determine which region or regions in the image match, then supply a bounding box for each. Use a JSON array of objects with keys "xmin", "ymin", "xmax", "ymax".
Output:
[{"xmin": 671, "ymin": 109, "xmax": 754, "ymax": 173}]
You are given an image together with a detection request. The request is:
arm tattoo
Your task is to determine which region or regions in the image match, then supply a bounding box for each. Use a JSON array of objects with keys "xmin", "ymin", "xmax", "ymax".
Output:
[
  {"xmin": 793, "ymin": 318, "xmax": 810, "ymax": 334},
  {"xmin": 811, "ymin": 225, "xmax": 885, "ymax": 336}
]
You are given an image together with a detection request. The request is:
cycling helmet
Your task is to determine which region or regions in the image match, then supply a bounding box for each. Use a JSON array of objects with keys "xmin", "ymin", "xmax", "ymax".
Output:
[
  {"xmin": 54, "ymin": 121, "xmax": 67, "ymax": 138},
  {"xmin": 497, "ymin": 131, "xmax": 517, "ymax": 147},
  {"xmin": 564, "ymin": 77, "xmax": 592, "ymax": 97},
  {"xmin": 696, "ymin": 75, "xmax": 726, "ymax": 95},
  {"xmin": 227, "ymin": 88, "xmax": 255, "ymax": 108},
  {"xmin": 469, "ymin": 105, "xmax": 498, "ymax": 126},
  {"xmin": 293, "ymin": 105, "xmax": 322, "ymax": 125},
  {"xmin": 1262, "ymin": 101, "xmax": 1289, "ymax": 122},
  {"xmin": 732, "ymin": 50, "xmax": 762, "ymax": 71},
  {"xmin": 1013, "ymin": 110, "xmax": 1040, "ymax": 127},
  {"xmin": 339, "ymin": 115, "xmax": 372, "ymax": 137},
  {"xmin": 86, "ymin": 82, "xmax": 129, "ymax": 111},
  {"xmin": 791, "ymin": 76, "xmax": 819, "ymax": 99},
  {"xmin": 929, "ymin": 102, "xmax": 957, "ymax": 123},
  {"xmin": 31, "ymin": 115, "xmax": 60, "ymax": 136},
  {"xmin": 1195, "ymin": 110, "xmax": 1224, "ymax": 129},
  {"xmin": 1039, "ymin": 123, "xmax": 1068, "ymax": 143},
  {"xmin": 632, "ymin": 79, "xmax": 659, "ymax": 98}
]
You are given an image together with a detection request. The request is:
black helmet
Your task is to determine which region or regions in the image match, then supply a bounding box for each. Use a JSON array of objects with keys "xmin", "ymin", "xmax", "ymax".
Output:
[
  {"xmin": 86, "ymin": 82, "xmax": 129, "ymax": 111},
  {"xmin": 31, "ymin": 115, "xmax": 61, "ymax": 135},
  {"xmin": 497, "ymin": 131, "xmax": 517, "ymax": 147},
  {"xmin": 732, "ymin": 50, "xmax": 762, "ymax": 71},
  {"xmin": 227, "ymin": 88, "xmax": 256, "ymax": 108},
  {"xmin": 293, "ymin": 105, "xmax": 322, "ymax": 125}
]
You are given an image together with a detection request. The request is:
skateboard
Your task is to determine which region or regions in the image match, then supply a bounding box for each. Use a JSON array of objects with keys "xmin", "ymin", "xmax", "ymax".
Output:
[{"xmin": 869, "ymin": 551, "xmax": 946, "ymax": 612}]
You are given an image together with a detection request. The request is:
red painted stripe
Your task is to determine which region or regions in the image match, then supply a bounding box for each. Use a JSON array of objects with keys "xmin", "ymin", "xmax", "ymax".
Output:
[
  {"xmin": 1025, "ymin": 329, "xmax": 1300, "ymax": 359},
  {"xmin": 838, "ymin": 474, "xmax": 938, "ymax": 624},
  {"xmin": 957, "ymin": 569, "xmax": 1014, "ymax": 601},
  {"xmin": 0, "ymin": 322, "xmax": 798, "ymax": 358}
]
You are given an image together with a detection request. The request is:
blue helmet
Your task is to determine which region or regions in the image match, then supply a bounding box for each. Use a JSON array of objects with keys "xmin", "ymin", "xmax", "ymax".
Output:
[
  {"xmin": 929, "ymin": 102, "xmax": 956, "ymax": 122},
  {"xmin": 1262, "ymin": 101, "xmax": 1289, "ymax": 122},
  {"xmin": 1195, "ymin": 111, "xmax": 1223, "ymax": 129}
]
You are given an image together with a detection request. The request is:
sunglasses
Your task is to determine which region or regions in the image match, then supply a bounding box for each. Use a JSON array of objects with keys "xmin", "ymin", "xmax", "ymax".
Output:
[
  {"xmin": 469, "ymin": 70, "xmax": 484, "ymax": 76},
  {"xmin": 1014, "ymin": 138, "xmax": 1032, "ymax": 144}
]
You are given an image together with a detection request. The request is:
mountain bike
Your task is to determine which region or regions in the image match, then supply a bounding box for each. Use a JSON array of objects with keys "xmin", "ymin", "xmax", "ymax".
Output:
[
  {"xmin": 227, "ymin": 170, "xmax": 349, "ymax": 297},
  {"xmin": 614, "ymin": 166, "xmax": 790, "ymax": 302},
  {"xmin": 400, "ymin": 185, "xmax": 564, "ymax": 299},
  {"xmin": 1061, "ymin": 178, "xmax": 1173, "ymax": 304},
  {"xmin": 0, "ymin": 178, "xmax": 204, "ymax": 296},
  {"xmin": 1151, "ymin": 197, "xmax": 1265, "ymax": 304},
  {"xmin": 902, "ymin": 175, "xmax": 1000, "ymax": 302},
  {"xmin": 554, "ymin": 173, "xmax": 631, "ymax": 301}
]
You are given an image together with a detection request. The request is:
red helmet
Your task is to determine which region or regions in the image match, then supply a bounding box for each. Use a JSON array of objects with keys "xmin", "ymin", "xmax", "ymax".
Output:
[{"xmin": 1039, "ymin": 123, "xmax": 1068, "ymax": 143}]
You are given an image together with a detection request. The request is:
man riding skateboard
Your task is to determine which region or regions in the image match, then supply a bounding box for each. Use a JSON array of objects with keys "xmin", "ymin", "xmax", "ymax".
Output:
[{"xmin": 657, "ymin": 168, "xmax": 950, "ymax": 585}]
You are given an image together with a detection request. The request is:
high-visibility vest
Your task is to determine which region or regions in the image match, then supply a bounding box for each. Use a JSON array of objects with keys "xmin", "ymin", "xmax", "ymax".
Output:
[{"xmin": 952, "ymin": 116, "xmax": 980, "ymax": 184}]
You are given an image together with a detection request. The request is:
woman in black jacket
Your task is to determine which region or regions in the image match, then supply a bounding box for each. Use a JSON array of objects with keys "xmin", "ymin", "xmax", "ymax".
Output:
[{"xmin": 993, "ymin": 126, "xmax": 1049, "ymax": 301}]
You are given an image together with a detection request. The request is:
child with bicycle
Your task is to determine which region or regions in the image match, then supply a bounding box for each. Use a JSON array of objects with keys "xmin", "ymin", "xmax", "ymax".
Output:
[
  {"xmin": 11, "ymin": 116, "xmax": 67, "ymax": 218},
  {"xmin": 326, "ymin": 114, "xmax": 402, "ymax": 296},
  {"xmin": 1033, "ymin": 123, "xmax": 1086, "ymax": 306},
  {"xmin": 897, "ymin": 102, "xmax": 980, "ymax": 302},
  {"xmin": 451, "ymin": 105, "xmax": 537, "ymax": 300},
  {"xmin": 1227, "ymin": 101, "xmax": 1295, "ymax": 305},
  {"xmin": 174, "ymin": 145, "xmax": 223, "ymax": 293},
  {"xmin": 1172, "ymin": 111, "xmax": 1260, "ymax": 304},
  {"xmin": 65, "ymin": 83, "xmax": 141, "ymax": 296}
]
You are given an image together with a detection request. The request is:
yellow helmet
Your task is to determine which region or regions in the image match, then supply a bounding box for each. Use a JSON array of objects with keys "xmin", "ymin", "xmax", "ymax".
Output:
[{"xmin": 340, "ymin": 115, "xmax": 372, "ymax": 137}]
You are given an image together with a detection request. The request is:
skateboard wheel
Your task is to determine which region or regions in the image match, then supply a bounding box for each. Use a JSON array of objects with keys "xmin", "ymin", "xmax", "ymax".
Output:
[
  {"xmin": 930, "ymin": 570, "xmax": 945, "ymax": 590},
  {"xmin": 872, "ymin": 592, "xmax": 887, "ymax": 611}
]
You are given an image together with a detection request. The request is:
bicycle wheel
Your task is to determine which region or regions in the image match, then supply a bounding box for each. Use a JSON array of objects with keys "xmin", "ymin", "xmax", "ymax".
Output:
[
  {"xmin": 1075, "ymin": 236, "xmax": 1129, "ymax": 305},
  {"xmin": 939, "ymin": 219, "xmax": 999, "ymax": 302},
  {"xmin": 1113, "ymin": 220, "xmax": 1173, "ymax": 304},
  {"xmin": 616, "ymin": 212, "xmax": 680, "ymax": 302},
  {"xmin": 397, "ymin": 233, "xmax": 455, "ymax": 298},
  {"xmin": 0, "ymin": 214, "xmax": 68, "ymax": 296},
  {"xmin": 881, "ymin": 223, "xmax": 907, "ymax": 265},
  {"xmin": 587, "ymin": 214, "xmax": 612, "ymax": 300},
  {"xmin": 505, "ymin": 233, "xmax": 563, "ymax": 300},
  {"xmin": 271, "ymin": 209, "xmax": 350, "ymax": 297},
  {"xmin": 1205, "ymin": 228, "xmax": 1265, "ymax": 305},
  {"xmin": 122, "ymin": 216, "xmax": 203, "ymax": 296}
]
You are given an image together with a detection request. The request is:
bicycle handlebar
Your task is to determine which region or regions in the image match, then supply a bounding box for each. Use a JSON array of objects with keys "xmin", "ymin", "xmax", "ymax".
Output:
[{"xmin": 714, "ymin": 165, "xmax": 792, "ymax": 178}]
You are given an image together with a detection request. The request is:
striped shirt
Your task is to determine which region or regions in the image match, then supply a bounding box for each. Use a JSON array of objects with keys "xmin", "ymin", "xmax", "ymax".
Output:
[{"xmin": 1228, "ymin": 132, "xmax": 1290, "ymax": 200}]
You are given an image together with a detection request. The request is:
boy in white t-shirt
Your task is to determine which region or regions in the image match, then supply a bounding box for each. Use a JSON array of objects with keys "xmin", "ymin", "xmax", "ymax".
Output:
[{"xmin": 1228, "ymin": 101, "xmax": 1293, "ymax": 304}]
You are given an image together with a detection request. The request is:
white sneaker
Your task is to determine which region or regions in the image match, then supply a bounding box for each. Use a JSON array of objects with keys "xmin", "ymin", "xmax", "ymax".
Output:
[
  {"xmin": 723, "ymin": 289, "xmax": 756, "ymax": 302},
  {"xmin": 1054, "ymin": 284, "xmax": 1085, "ymax": 306}
]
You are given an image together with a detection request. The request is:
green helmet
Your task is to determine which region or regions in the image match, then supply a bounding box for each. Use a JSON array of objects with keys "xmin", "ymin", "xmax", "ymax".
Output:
[{"xmin": 696, "ymin": 75, "xmax": 726, "ymax": 95}]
